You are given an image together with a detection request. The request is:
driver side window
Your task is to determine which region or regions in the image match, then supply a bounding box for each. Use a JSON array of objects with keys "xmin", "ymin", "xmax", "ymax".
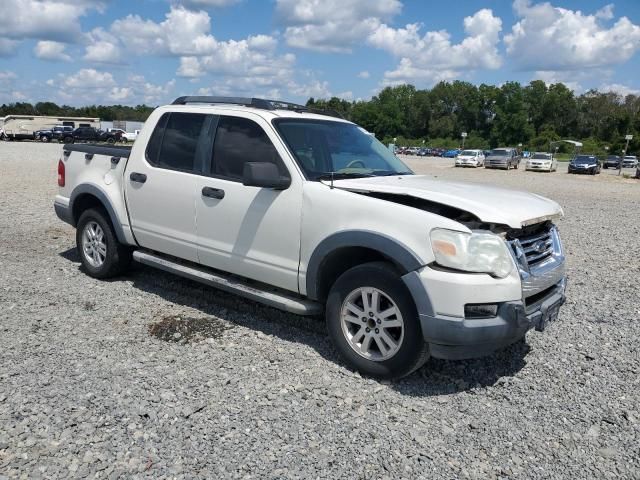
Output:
[{"xmin": 211, "ymin": 116, "xmax": 287, "ymax": 181}]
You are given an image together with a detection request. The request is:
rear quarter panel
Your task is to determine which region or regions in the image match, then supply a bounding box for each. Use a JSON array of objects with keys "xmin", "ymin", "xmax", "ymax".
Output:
[{"xmin": 56, "ymin": 148, "xmax": 135, "ymax": 244}]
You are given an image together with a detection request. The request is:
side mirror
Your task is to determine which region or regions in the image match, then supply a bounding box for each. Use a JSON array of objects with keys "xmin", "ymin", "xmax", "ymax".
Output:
[{"xmin": 242, "ymin": 162, "xmax": 291, "ymax": 190}]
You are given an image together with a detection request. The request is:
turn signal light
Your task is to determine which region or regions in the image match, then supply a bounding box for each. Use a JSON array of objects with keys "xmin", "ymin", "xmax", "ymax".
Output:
[{"xmin": 57, "ymin": 159, "xmax": 65, "ymax": 186}]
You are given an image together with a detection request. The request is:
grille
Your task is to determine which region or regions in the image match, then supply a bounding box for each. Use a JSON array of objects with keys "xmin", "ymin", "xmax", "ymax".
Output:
[{"xmin": 508, "ymin": 223, "xmax": 556, "ymax": 269}]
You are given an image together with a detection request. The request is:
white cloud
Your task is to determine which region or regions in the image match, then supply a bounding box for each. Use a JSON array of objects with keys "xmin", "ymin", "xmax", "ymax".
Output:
[
  {"xmin": 276, "ymin": 0, "xmax": 401, "ymax": 53},
  {"xmin": 110, "ymin": 7, "xmax": 217, "ymax": 56},
  {"xmin": 108, "ymin": 87, "xmax": 133, "ymax": 102},
  {"xmin": 33, "ymin": 41, "xmax": 71, "ymax": 61},
  {"xmin": 0, "ymin": 0, "xmax": 103, "ymax": 43},
  {"xmin": 46, "ymin": 70, "xmax": 175, "ymax": 105},
  {"xmin": 368, "ymin": 9, "xmax": 502, "ymax": 86},
  {"xmin": 64, "ymin": 68, "xmax": 115, "ymax": 89},
  {"xmin": 84, "ymin": 28, "xmax": 124, "ymax": 63},
  {"xmin": 177, "ymin": 57, "xmax": 205, "ymax": 78},
  {"xmin": 357, "ymin": 71, "xmax": 370, "ymax": 79},
  {"xmin": 505, "ymin": 0, "xmax": 640, "ymax": 71},
  {"xmin": 599, "ymin": 83, "xmax": 640, "ymax": 97}
]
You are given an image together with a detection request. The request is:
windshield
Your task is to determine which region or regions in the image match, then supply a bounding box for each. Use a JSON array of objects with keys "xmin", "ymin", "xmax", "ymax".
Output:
[
  {"xmin": 532, "ymin": 153, "xmax": 551, "ymax": 159},
  {"xmin": 459, "ymin": 150, "xmax": 477, "ymax": 156},
  {"xmin": 490, "ymin": 149, "xmax": 509, "ymax": 156},
  {"xmin": 274, "ymin": 119, "xmax": 413, "ymax": 180},
  {"xmin": 574, "ymin": 156, "xmax": 597, "ymax": 164},
  {"xmin": 607, "ymin": 156, "xmax": 620, "ymax": 160},
  {"xmin": 624, "ymin": 156, "xmax": 636, "ymax": 160}
]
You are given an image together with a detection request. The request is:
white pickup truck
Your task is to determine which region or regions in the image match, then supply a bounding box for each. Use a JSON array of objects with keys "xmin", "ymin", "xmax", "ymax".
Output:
[{"xmin": 54, "ymin": 96, "xmax": 567, "ymax": 379}]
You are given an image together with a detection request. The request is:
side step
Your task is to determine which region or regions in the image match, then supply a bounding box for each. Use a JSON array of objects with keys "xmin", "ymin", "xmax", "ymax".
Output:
[{"xmin": 132, "ymin": 250, "xmax": 323, "ymax": 316}]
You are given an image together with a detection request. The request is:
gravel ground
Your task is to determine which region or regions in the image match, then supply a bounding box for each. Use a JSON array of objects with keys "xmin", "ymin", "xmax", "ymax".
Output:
[{"xmin": 1, "ymin": 143, "xmax": 639, "ymax": 479}]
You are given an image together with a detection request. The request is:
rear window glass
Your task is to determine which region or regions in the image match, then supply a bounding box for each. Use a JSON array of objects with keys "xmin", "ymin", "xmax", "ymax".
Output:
[{"xmin": 146, "ymin": 112, "xmax": 207, "ymax": 173}]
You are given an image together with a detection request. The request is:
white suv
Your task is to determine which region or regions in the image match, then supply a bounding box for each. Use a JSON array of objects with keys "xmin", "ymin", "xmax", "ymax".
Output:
[{"xmin": 54, "ymin": 96, "xmax": 567, "ymax": 379}]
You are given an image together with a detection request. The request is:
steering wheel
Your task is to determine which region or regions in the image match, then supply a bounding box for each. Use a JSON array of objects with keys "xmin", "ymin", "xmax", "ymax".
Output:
[{"xmin": 345, "ymin": 160, "xmax": 366, "ymax": 169}]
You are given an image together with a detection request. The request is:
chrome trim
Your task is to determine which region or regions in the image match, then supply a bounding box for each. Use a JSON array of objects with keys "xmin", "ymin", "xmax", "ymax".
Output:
[{"xmin": 508, "ymin": 226, "xmax": 566, "ymax": 297}]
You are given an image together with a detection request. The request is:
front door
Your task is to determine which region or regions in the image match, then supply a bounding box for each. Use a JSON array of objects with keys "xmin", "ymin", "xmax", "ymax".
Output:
[
  {"xmin": 125, "ymin": 112, "xmax": 212, "ymax": 262},
  {"xmin": 195, "ymin": 114, "xmax": 303, "ymax": 292}
]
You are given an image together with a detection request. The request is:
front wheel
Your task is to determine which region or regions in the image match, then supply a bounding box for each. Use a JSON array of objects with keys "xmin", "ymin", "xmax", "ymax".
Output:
[
  {"xmin": 76, "ymin": 208, "xmax": 131, "ymax": 279},
  {"xmin": 326, "ymin": 262, "xmax": 429, "ymax": 380}
]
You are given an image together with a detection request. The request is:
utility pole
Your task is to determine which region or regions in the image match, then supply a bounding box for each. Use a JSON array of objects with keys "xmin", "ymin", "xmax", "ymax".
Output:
[
  {"xmin": 621, "ymin": 134, "xmax": 633, "ymax": 176},
  {"xmin": 461, "ymin": 132, "xmax": 467, "ymax": 149}
]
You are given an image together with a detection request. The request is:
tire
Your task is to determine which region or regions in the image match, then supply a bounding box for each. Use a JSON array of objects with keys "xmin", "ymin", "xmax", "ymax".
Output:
[
  {"xmin": 106, "ymin": 137, "xmax": 115, "ymax": 144},
  {"xmin": 326, "ymin": 261, "xmax": 429, "ymax": 380},
  {"xmin": 40, "ymin": 136, "xmax": 50, "ymax": 143},
  {"xmin": 76, "ymin": 208, "xmax": 131, "ymax": 279},
  {"xmin": 514, "ymin": 162, "xmax": 519, "ymax": 169},
  {"xmin": 64, "ymin": 136, "xmax": 73, "ymax": 144}
]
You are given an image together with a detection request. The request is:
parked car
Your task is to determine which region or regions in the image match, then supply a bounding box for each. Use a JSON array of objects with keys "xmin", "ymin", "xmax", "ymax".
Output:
[
  {"xmin": 416, "ymin": 148, "xmax": 429, "ymax": 156},
  {"xmin": 525, "ymin": 152, "xmax": 557, "ymax": 172},
  {"xmin": 568, "ymin": 155, "xmax": 600, "ymax": 174},
  {"xmin": 485, "ymin": 148, "xmax": 521, "ymax": 170},
  {"xmin": 442, "ymin": 149, "xmax": 460, "ymax": 158},
  {"xmin": 455, "ymin": 149, "xmax": 485, "ymax": 167},
  {"xmin": 71, "ymin": 127, "xmax": 122, "ymax": 144},
  {"xmin": 622, "ymin": 155, "xmax": 638, "ymax": 168},
  {"xmin": 123, "ymin": 130, "xmax": 140, "ymax": 142},
  {"xmin": 430, "ymin": 148, "xmax": 444, "ymax": 157},
  {"xmin": 603, "ymin": 155, "xmax": 621, "ymax": 169},
  {"xmin": 54, "ymin": 95, "xmax": 567, "ymax": 380}
]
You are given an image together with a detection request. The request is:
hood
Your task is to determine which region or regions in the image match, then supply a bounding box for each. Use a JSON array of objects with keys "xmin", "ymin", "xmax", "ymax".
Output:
[{"xmin": 329, "ymin": 175, "xmax": 563, "ymax": 229}]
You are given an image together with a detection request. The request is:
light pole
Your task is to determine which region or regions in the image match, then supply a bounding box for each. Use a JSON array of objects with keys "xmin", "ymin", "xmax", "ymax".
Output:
[
  {"xmin": 621, "ymin": 134, "xmax": 633, "ymax": 176},
  {"xmin": 461, "ymin": 132, "xmax": 467, "ymax": 149}
]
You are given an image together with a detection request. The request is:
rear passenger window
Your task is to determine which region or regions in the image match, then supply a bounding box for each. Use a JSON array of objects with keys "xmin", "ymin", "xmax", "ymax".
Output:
[
  {"xmin": 212, "ymin": 116, "xmax": 284, "ymax": 181},
  {"xmin": 146, "ymin": 112, "xmax": 207, "ymax": 173}
]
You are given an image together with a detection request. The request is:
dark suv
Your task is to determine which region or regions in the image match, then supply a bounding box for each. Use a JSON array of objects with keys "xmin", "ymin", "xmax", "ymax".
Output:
[
  {"xmin": 36, "ymin": 126, "xmax": 74, "ymax": 143},
  {"xmin": 603, "ymin": 155, "xmax": 621, "ymax": 169},
  {"xmin": 71, "ymin": 127, "xmax": 121, "ymax": 144}
]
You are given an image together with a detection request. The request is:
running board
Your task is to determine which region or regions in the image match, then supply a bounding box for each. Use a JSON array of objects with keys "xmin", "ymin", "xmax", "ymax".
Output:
[{"xmin": 133, "ymin": 250, "xmax": 322, "ymax": 316}]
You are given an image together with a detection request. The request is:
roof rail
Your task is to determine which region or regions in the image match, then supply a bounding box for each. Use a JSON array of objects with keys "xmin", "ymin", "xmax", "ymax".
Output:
[{"xmin": 171, "ymin": 96, "xmax": 344, "ymax": 119}]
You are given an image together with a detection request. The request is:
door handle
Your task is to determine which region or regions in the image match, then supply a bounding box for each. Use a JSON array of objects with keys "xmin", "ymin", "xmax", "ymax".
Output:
[
  {"xmin": 202, "ymin": 186, "xmax": 225, "ymax": 200},
  {"xmin": 130, "ymin": 172, "xmax": 147, "ymax": 183}
]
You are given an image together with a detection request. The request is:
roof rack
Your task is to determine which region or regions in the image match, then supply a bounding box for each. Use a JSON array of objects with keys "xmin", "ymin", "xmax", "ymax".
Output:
[{"xmin": 171, "ymin": 96, "xmax": 344, "ymax": 119}]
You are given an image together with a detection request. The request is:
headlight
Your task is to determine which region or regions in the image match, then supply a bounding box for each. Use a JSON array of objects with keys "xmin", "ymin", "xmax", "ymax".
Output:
[{"xmin": 430, "ymin": 229, "xmax": 514, "ymax": 278}]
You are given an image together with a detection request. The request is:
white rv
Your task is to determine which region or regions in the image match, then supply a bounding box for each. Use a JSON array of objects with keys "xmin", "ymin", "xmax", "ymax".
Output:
[{"xmin": 2, "ymin": 115, "xmax": 100, "ymax": 140}]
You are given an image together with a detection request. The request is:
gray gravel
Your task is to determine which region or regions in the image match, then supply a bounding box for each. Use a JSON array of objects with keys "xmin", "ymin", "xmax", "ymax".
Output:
[{"xmin": 1, "ymin": 143, "xmax": 639, "ymax": 479}]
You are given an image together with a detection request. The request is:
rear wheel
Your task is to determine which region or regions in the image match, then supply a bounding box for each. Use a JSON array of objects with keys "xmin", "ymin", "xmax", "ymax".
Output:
[
  {"xmin": 326, "ymin": 262, "xmax": 429, "ymax": 379},
  {"xmin": 76, "ymin": 208, "xmax": 131, "ymax": 279},
  {"xmin": 40, "ymin": 136, "xmax": 50, "ymax": 143}
]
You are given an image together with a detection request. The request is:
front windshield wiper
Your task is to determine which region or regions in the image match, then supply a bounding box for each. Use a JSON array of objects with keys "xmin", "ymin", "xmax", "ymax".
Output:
[
  {"xmin": 316, "ymin": 172, "xmax": 375, "ymax": 180},
  {"xmin": 370, "ymin": 170, "xmax": 413, "ymax": 176}
]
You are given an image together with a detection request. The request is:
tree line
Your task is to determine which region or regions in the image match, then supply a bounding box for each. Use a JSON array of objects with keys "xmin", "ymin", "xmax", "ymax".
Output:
[
  {"xmin": 2, "ymin": 80, "xmax": 639, "ymax": 155},
  {"xmin": 0, "ymin": 102, "xmax": 154, "ymax": 123},
  {"xmin": 307, "ymin": 81, "xmax": 640, "ymax": 155}
]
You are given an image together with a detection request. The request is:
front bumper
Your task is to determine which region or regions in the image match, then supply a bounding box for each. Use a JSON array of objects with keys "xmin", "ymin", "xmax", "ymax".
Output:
[
  {"xmin": 526, "ymin": 163, "xmax": 552, "ymax": 171},
  {"xmin": 568, "ymin": 166, "xmax": 597, "ymax": 174},
  {"xmin": 402, "ymin": 229, "xmax": 567, "ymax": 360}
]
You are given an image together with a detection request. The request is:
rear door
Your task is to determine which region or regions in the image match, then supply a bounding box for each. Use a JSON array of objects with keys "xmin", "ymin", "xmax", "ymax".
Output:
[
  {"xmin": 125, "ymin": 112, "xmax": 213, "ymax": 262},
  {"xmin": 194, "ymin": 114, "xmax": 303, "ymax": 292}
]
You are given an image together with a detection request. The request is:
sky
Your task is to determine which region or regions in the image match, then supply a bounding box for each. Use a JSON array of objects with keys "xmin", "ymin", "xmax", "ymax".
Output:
[{"xmin": 1, "ymin": 0, "xmax": 640, "ymax": 106}]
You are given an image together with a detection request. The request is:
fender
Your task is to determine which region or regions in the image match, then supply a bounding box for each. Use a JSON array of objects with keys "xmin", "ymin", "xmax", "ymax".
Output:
[
  {"xmin": 305, "ymin": 230, "xmax": 424, "ymax": 300},
  {"xmin": 69, "ymin": 184, "xmax": 128, "ymax": 244}
]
